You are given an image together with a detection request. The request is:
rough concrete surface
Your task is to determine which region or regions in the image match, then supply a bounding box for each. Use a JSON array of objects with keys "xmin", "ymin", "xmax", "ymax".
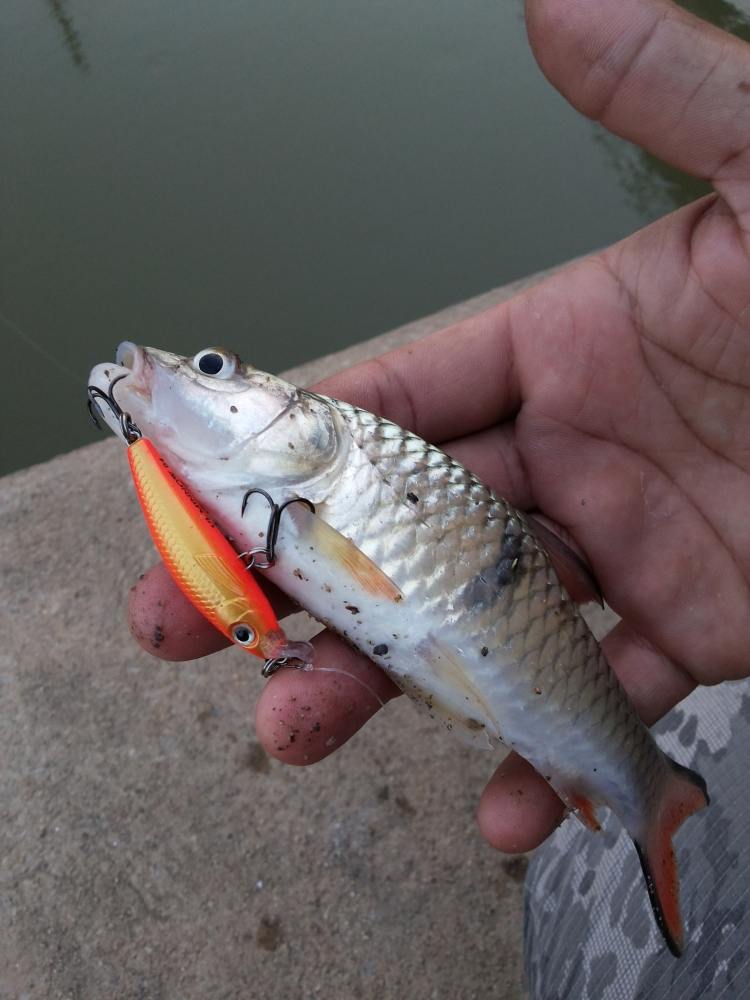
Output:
[{"xmin": 1, "ymin": 272, "xmax": 602, "ymax": 1000}]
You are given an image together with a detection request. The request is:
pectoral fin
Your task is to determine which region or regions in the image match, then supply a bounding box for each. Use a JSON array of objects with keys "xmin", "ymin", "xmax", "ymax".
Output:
[{"xmin": 285, "ymin": 503, "xmax": 403, "ymax": 602}]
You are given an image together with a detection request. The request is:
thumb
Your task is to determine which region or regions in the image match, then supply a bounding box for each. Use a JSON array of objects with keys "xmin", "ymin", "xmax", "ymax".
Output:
[{"xmin": 525, "ymin": 0, "xmax": 750, "ymax": 219}]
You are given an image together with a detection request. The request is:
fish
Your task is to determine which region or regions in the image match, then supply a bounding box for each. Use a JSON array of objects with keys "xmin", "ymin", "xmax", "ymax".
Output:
[{"xmin": 89, "ymin": 342, "xmax": 708, "ymax": 955}]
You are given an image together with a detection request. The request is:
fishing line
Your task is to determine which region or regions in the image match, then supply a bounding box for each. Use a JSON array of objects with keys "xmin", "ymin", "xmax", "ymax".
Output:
[
  {"xmin": 0, "ymin": 308, "xmax": 85, "ymax": 385},
  {"xmin": 312, "ymin": 665, "xmax": 386, "ymax": 709}
]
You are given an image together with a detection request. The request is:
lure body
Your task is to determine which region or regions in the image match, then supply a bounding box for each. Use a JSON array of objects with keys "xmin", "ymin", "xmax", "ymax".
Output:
[
  {"xmin": 127, "ymin": 437, "xmax": 308, "ymax": 663},
  {"xmin": 90, "ymin": 344, "xmax": 708, "ymax": 954}
]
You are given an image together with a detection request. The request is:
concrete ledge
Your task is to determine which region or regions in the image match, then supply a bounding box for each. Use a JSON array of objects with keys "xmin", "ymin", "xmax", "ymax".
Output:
[
  {"xmin": 1, "ymin": 268, "xmax": 594, "ymax": 999},
  {"xmin": 283, "ymin": 265, "xmax": 558, "ymax": 387}
]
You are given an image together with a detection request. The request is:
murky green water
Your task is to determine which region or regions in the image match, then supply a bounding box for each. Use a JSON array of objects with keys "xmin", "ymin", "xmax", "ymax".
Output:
[{"xmin": 2, "ymin": 0, "xmax": 748, "ymax": 475}]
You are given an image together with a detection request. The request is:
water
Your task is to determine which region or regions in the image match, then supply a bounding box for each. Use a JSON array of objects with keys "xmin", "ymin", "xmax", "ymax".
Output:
[{"xmin": 1, "ymin": 0, "xmax": 748, "ymax": 475}]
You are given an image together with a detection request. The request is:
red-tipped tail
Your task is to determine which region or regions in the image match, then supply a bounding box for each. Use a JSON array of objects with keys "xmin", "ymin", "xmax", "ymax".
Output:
[{"xmin": 634, "ymin": 759, "xmax": 709, "ymax": 957}]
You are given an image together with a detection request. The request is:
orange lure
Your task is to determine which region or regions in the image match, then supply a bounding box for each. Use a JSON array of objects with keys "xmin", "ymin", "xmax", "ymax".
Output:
[{"xmin": 128, "ymin": 437, "xmax": 304, "ymax": 662}]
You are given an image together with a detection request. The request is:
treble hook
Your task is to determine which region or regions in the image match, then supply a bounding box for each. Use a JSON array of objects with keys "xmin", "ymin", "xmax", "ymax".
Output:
[
  {"xmin": 87, "ymin": 373, "xmax": 142, "ymax": 444},
  {"xmin": 239, "ymin": 487, "xmax": 315, "ymax": 569},
  {"xmin": 262, "ymin": 653, "xmax": 315, "ymax": 677},
  {"xmin": 262, "ymin": 656, "xmax": 289, "ymax": 677}
]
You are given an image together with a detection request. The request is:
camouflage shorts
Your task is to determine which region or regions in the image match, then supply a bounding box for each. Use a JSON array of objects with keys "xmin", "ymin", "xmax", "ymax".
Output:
[{"xmin": 524, "ymin": 679, "xmax": 750, "ymax": 999}]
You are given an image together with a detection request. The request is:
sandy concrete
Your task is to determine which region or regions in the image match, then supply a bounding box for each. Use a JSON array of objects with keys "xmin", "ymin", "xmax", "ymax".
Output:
[{"xmin": 0, "ymin": 268, "xmax": 609, "ymax": 1000}]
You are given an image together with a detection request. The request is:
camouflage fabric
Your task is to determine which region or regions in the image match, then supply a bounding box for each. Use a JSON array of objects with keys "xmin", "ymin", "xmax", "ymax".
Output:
[{"xmin": 524, "ymin": 679, "xmax": 750, "ymax": 999}]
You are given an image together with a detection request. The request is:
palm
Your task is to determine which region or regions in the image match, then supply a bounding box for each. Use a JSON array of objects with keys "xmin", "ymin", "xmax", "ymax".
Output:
[
  {"xmin": 514, "ymin": 201, "xmax": 750, "ymax": 696},
  {"xmin": 130, "ymin": 0, "xmax": 750, "ymax": 851}
]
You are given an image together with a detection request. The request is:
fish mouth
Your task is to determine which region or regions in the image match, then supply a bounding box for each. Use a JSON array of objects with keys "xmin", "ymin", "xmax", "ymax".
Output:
[
  {"xmin": 115, "ymin": 340, "xmax": 145, "ymax": 378},
  {"xmin": 87, "ymin": 342, "xmax": 152, "ymax": 442}
]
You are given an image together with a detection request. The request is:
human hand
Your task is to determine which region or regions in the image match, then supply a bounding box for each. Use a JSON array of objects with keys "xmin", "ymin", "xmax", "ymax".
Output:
[{"xmin": 129, "ymin": 0, "xmax": 750, "ymax": 853}]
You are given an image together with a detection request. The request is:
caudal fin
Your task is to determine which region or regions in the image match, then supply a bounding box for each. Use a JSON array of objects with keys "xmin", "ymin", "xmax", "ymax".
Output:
[{"xmin": 634, "ymin": 758, "xmax": 709, "ymax": 957}]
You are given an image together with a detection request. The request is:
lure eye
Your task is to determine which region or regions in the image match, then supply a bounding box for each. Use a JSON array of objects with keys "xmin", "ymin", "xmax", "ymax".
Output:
[
  {"xmin": 231, "ymin": 623, "xmax": 258, "ymax": 648},
  {"xmin": 193, "ymin": 348, "xmax": 237, "ymax": 379}
]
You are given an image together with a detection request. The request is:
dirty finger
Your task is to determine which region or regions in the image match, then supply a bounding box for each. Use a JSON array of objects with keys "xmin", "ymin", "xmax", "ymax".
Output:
[{"xmin": 256, "ymin": 630, "xmax": 401, "ymax": 765}]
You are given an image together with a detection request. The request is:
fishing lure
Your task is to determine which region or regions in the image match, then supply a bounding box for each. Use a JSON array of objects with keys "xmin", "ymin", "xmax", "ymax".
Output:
[{"xmin": 87, "ymin": 380, "xmax": 313, "ymax": 670}]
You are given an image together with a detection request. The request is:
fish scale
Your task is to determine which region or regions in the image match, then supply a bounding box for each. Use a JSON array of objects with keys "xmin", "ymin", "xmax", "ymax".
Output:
[
  {"xmin": 324, "ymin": 399, "xmax": 672, "ymax": 835},
  {"xmin": 324, "ymin": 398, "xmax": 664, "ymax": 819}
]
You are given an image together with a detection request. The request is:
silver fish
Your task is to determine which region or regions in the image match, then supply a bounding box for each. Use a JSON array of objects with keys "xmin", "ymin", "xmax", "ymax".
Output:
[{"xmin": 89, "ymin": 342, "xmax": 708, "ymax": 954}]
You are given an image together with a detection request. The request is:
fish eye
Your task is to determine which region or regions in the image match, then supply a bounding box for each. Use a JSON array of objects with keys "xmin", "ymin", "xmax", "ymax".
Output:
[
  {"xmin": 231, "ymin": 623, "xmax": 258, "ymax": 647},
  {"xmin": 193, "ymin": 348, "xmax": 237, "ymax": 379}
]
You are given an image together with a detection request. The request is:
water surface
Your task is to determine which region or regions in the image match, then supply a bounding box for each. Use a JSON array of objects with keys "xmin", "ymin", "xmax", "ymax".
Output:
[{"xmin": 1, "ymin": 0, "xmax": 747, "ymax": 474}]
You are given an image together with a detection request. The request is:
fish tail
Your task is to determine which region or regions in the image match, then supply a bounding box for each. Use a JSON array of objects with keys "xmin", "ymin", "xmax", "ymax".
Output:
[{"xmin": 634, "ymin": 757, "xmax": 709, "ymax": 957}]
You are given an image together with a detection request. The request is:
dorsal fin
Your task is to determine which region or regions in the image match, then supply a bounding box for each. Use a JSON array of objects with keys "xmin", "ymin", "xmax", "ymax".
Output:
[{"xmin": 527, "ymin": 515, "xmax": 603, "ymax": 607}]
